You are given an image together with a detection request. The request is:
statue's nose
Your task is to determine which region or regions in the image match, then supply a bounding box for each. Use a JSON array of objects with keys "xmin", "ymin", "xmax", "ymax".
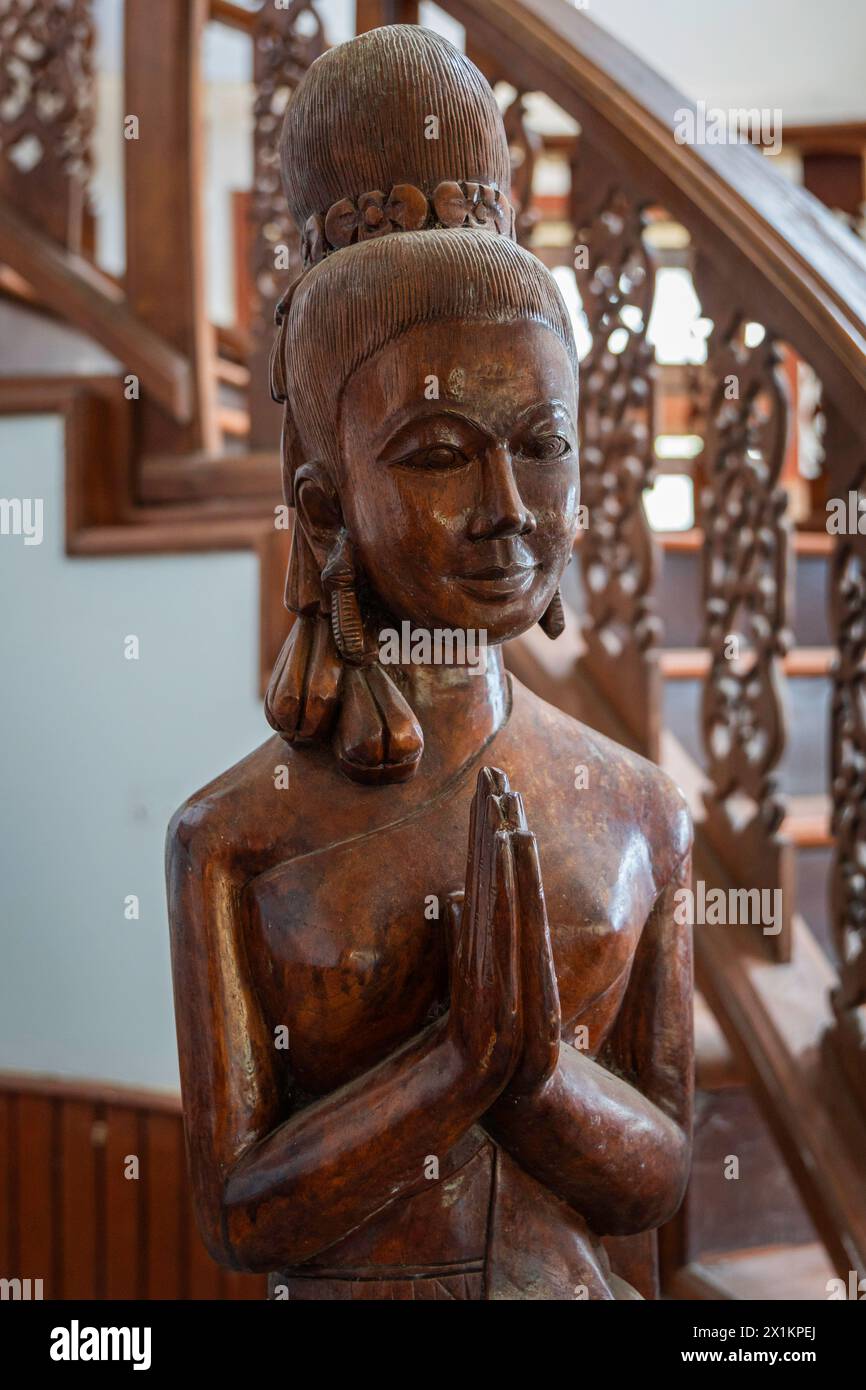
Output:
[{"xmin": 467, "ymin": 443, "xmax": 536, "ymax": 541}]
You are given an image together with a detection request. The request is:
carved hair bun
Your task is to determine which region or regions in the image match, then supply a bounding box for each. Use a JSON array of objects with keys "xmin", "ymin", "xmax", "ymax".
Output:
[{"xmin": 281, "ymin": 25, "xmax": 514, "ymax": 267}]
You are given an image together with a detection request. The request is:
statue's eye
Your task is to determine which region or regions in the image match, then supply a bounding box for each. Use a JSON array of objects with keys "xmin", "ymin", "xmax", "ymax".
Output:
[
  {"xmin": 398, "ymin": 445, "xmax": 467, "ymax": 471},
  {"xmin": 523, "ymin": 434, "xmax": 571, "ymax": 461}
]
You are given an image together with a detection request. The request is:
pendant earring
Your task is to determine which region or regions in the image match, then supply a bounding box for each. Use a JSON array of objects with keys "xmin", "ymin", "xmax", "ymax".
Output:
[
  {"xmin": 265, "ymin": 614, "xmax": 343, "ymax": 742},
  {"xmin": 321, "ymin": 530, "xmax": 373, "ymax": 665},
  {"xmin": 539, "ymin": 586, "xmax": 565, "ymax": 640}
]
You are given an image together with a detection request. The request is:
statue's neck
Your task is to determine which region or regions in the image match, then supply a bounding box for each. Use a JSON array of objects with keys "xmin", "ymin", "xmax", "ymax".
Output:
[{"xmin": 387, "ymin": 645, "xmax": 510, "ymax": 776}]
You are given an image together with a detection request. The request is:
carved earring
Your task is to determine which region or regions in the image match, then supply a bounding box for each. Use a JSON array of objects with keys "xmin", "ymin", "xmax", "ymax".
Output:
[
  {"xmin": 318, "ymin": 530, "xmax": 424, "ymax": 783},
  {"xmin": 267, "ymin": 469, "xmax": 424, "ymax": 783},
  {"xmin": 265, "ymin": 613, "xmax": 343, "ymax": 743},
  {"xmin": 321, "ymin": 530, "xmax": 374, "ymax": 664},
  {"xmin": 539, "ymin": 587, "xmax": 565, "ymax": 640}
]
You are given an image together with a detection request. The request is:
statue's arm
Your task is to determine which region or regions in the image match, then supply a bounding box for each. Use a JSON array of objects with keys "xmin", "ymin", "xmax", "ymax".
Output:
[
  {"xmin": 166, "ymin": 793, "xmax": 520, "ymax": 1273},
  {"xmin": 484, "ymin": 849, "xmax": 693, "ymax": 1235}
]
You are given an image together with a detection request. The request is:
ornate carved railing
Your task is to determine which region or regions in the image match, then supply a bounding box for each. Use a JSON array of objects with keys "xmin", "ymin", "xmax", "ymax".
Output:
[
  {"xmin": 693, "ymin": 255, "xmax": 795, "ymax": 960},
  {"xmin": 432, "ymin": 0, "xmax": 866, "ymax": 1272},
  {"xmin": 0, "ymin": 0, "xmax": 95, "ymax": 251},
  {"xmin": 824, "ymin": 401, "xmax": 866, "ymax": 1114},
  {"xmin": 570, "ymin": 141, "xmax": 662, "ymax": 762}
]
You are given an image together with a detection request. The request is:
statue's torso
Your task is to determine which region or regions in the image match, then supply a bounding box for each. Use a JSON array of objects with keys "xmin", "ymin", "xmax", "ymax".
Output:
[
  {"xmin": 247, "ymin": 780, "xmax": 651, "ymax": 1097},
  {"xmin": 232, "ymin": 683, "xmax": 682, "ymax": 1298}
]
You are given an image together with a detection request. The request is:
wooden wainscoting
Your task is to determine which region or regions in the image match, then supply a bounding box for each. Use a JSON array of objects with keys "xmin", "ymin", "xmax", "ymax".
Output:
[{"xmin": 0, "ymin": 1074, "xmax": 266, "ymax": 1300}]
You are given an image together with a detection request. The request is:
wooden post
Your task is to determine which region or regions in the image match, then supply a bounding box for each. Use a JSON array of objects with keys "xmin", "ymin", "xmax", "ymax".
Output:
[{"xmin": 123, "ymin": 0, "xmax": 217, "ymax": 457}]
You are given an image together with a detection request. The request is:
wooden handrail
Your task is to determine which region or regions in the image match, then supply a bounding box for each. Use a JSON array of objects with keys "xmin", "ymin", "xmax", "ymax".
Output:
[
  {"xmin": 208, "ymin": 0, "xmax": 256, "ymax": 34},
  {"xmin": 440, "ymin": 0, "xmax": 866, "ymax": 422},
  {"xmin": 0, "ymin": 202, "xmax": 194, "ymax": 423}
]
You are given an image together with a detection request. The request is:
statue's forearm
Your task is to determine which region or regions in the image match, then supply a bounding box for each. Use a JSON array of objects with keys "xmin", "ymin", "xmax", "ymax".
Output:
[
  {"xmin": 484, "ymin": 1045, "xmax": 689, "ymax": 1235},
  {"xmin": 222, "ymin": 1018, "xmax": 495, "ymax": 1271}
]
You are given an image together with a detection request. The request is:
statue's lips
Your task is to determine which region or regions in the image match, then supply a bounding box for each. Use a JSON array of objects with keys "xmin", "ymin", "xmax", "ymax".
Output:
[{"xmin": 454, "ymin": 564, "xmax": 539, "ymax": 600}]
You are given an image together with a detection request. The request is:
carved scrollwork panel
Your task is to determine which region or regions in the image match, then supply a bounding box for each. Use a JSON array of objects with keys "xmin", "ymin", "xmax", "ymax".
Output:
[
  {"xmin": 693, "ymin": 253, "xmax": 795, "ymax": 956},
  {"xmin": 0, "ymin": 0, "xmax": 95, "ymax": 245},
  {"xmin": 830, "ymin": 531, "xmax": 866, "ymax": 1008},
  {"xmin": 247, "ymin": 0, "xmax": 328, "ymax": 443},
  {"xmin": 824, "ymin": 405, "xmax": 866, "ymax": 1076},
  {"xmin": 571, "ymin": 141, "xmax": 662, "ymax": 758}
]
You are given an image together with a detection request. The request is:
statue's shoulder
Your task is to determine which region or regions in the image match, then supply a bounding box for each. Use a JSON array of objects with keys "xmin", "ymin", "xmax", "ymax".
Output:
[
  {"xmin": 166, "ymin": 734, "xmax": 341, "ymax": 881},
  {"xmin": 507, "ymin": 677, "xmax": 692, "ymax": 891}
]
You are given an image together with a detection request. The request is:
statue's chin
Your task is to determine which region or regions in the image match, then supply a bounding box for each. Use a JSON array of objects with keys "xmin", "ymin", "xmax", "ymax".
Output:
[{"xmin": 375, "ymin": 611, "xmax": 543, "ymax": 652}]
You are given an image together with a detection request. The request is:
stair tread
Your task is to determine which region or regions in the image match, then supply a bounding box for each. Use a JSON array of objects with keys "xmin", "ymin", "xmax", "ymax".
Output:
[
  {"xmin": 653, "ymin": 527, "xmax": 833, "ymax": 556},
  {"xmin": 660, "ymin": 647, "xmax": 833, "ymax": 678},
  {"xmin": 663, "ymin": 674, "xmax": 829, "ymax": 800},
  {"xmin": 671, "ymin": 1242, "xmax": 836, "ymax": 1300}
]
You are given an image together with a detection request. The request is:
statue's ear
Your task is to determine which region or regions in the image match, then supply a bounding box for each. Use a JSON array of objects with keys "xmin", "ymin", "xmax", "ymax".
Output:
[
  {"xmin": 285, "ymin": 460, "xmax": 342, "ymax": 615},
  {"xmin": 293, "ymin": 461, "xmax": 342, "ymax": 571}
]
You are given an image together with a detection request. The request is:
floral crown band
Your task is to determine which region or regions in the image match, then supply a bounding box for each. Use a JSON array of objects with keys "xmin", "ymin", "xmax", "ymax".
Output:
[{"xmin": 299, "ymin": 179, "xmax": 514, "ymax": 270}]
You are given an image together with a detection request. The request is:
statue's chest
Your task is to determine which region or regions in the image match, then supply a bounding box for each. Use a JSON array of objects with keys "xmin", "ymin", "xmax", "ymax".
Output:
[{"xmin": 246, "ymin": 802, "xmax": 650, "ymax": 1096}]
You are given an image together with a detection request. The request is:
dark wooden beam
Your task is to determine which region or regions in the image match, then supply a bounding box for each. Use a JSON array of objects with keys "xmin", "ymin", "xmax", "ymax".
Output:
[{"xmin": 124, "ymin": 0, "xmax": 218, "ymax": 454}]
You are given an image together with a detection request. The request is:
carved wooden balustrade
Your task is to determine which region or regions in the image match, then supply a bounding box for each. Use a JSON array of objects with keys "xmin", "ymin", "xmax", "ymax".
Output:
[
  {"xmin": 824, "ymin": 401, "xmax": 866, "ymax": 1116},
  {"xmin": 246, "ymin": 0, "xmax": 327, "ymax": 446},
  {"xmin": 569, "ymin": 141, "xmax": 662, "ymax": 763},
  {"xmin": 692, "ymin": 256, "xmax": 796, "ymax": 961},
  {"xmin": 2, "ymin": 0, "xmax": 866, "ymax": 1288},
  {"xmin": 430, "ymin": 0, "xmax": 866, "ymax": 1277},
  {"xmin": 0, "ymin": 0, "xmax": 95, "ymax": 251}
]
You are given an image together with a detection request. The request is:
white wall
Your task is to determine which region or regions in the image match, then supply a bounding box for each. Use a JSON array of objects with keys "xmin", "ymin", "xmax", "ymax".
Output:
[
  {"xmin": 0, "ymin": 415, "xmax": 266, "ymax": 1090},
  {"xmin": 591, "ymin": 0, "xmax": 866, "ymax": 122}
]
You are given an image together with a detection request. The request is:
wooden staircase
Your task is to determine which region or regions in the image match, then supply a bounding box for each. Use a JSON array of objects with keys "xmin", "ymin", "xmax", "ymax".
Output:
[{"xmin": 2, "ymin": 0, "xmax": 866, "ymax": 1300}]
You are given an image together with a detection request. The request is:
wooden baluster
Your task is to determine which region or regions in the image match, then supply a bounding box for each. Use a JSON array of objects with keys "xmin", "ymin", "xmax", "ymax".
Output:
[
  {"xmin": 124, "ymin": 0, "xmax": 217, "ymax": 456},
  {"xmin": 0, "ymin": 0, "xmax": 95, "ymax": 252},
  {"xmin": 571, "ymin": 141, "xmax": 663, "ymax": 762},
  {"xmin": 823, "ymin": 401, "xmax": 866, "ymax": 1110},
  {"xmin": 693, "ymin": 254, "xmax": 795, "ymax": 961},
  {"xmin": 247, "ymin": 1, "xmax": 327, "ymax": 449}
]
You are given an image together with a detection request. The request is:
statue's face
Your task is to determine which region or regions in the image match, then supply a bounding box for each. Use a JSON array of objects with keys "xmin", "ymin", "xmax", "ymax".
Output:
[{"xmin": 339, "ymin": 320, "xmax": 579, "ymax": 643}]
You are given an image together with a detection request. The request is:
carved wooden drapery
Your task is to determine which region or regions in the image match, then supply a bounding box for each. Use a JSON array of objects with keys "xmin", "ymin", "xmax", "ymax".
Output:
[
  {"xmin": 824, "ymin": 402, "xmax": 866, "ymax": 1107},
  {"xmin": 693, "ymin": 254, "xmax": 795, "ymax": 960},
  {"xmin": 571, "ymin": 141, "xmax": 662, "ymax": 761},
  {"xmin": 247, "ymin": 0, "xmax": 327, "ymax": 446},
  {"xmin": 0, "ymin": 0, "xmax": 95, "ymax": 249}
]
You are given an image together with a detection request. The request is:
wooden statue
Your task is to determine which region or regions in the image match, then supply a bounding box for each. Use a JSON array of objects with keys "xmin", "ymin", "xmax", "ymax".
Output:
[{"xmin": 167, "ymin": 25, "xmax": 693, "ymax": 1301}]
